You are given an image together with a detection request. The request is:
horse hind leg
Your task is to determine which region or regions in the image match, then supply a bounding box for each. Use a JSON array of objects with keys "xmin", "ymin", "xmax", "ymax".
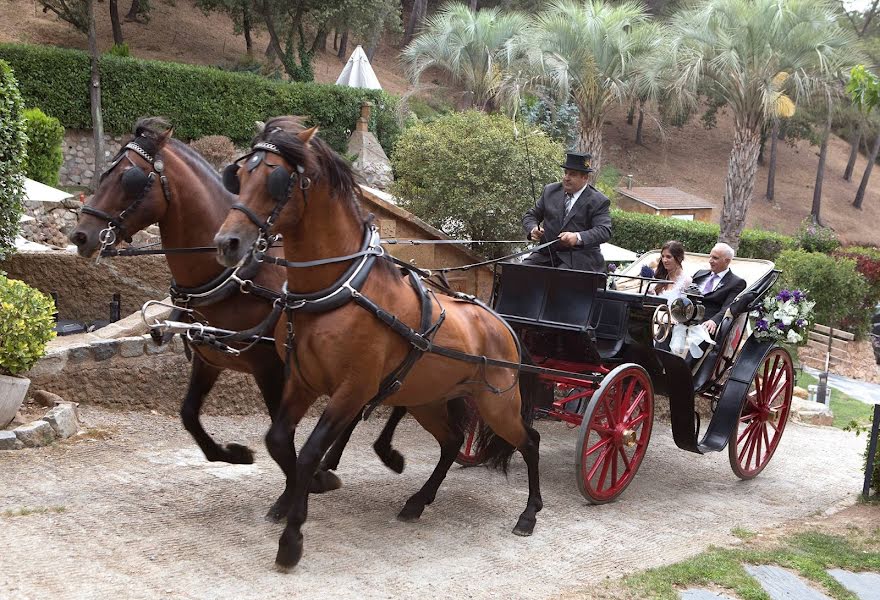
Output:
[
  {"xmin": 181, "ymin": 355, "xmax": 254, "ymax": 464},
  {"xmin": 513, "ymin": 425, "xmax": 542, "ymax": 536},
  {"xmin": 396, "ymin": 399, "xmax": 466, "ymax": 522},
  {"xmin": 319, "ymin": 405, "xmax": 407, "ymax": 480}
]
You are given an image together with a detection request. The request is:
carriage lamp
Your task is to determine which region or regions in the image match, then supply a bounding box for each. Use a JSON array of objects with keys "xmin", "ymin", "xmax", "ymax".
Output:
[{"xmin": 670, "ymin": 297, "xmax": 705, "ymax": 325}]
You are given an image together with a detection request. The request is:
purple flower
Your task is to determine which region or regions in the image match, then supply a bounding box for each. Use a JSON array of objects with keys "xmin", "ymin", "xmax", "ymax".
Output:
[
  {"xmin": 796, "ymin": 319, "xmax": 806, "ymax": 327},
  {"xmin": 608, "ymin": 263, "xmax": 617, "ymax": 273},
  {"xmin": 776, "ymin": 321, "xmax": 786, "ymax": 331},
  {"xmin": 792, "ymin": 290, "xmax": 803, "ymax": 302},
  {"xmin": 756, "ymin": 319, "xmax": 769, "ymax": 332},
  {"xmin": 777, "ymin": 289, "xmax": 792, "ymax": 302}
]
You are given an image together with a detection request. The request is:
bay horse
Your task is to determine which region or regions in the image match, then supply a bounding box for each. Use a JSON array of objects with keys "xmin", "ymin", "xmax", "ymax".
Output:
[
  {"xmin": 214, "ymin": 116, "xmax": 542, "ymax": 570},
  {"xmin": 69, "ymin": 118, "xmax": 406, "ymax": 519}
]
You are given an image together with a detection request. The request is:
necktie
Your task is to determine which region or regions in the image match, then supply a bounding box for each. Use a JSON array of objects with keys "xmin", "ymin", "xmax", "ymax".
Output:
[
  {"xmin": 702, "ymin": 274, "xmax": 718, "ymax": 294},
  {"xmin": 564, "ymin": 193, "xmax": 574, "ymax": 215}
]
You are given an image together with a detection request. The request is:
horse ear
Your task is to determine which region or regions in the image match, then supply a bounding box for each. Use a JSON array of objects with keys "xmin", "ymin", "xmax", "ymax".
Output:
[
  {"xmin": 157, "ymin": 126, "xmax": 174, "ymax": 147},
  {"xmin": 297, "ymin": 126, "xmax": 318, "ymax": 145}
]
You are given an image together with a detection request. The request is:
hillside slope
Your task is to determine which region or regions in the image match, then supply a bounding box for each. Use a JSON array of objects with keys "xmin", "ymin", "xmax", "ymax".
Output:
[{"xmin": 1, "ymin": 0, "xmax": 877, "ymax": 244}]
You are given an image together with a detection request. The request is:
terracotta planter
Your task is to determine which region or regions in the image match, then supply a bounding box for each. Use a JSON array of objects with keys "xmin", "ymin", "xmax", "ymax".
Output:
[{"xmin": 0, "ymin": 374, "xmax": 30, "ymax": 428}]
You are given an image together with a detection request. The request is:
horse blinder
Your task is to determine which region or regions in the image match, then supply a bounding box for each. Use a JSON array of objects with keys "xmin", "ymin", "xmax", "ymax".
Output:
[
  {"xmin": 267, "ymin": 167, "xmax": 293, "ymax": 202},
  {"xmin": 121, "ymin": 166, "xmax": 151, "ymax": 198},
  {"xmin": 222, "ymin": 163, "xmax": 240, "ymax": 194}
]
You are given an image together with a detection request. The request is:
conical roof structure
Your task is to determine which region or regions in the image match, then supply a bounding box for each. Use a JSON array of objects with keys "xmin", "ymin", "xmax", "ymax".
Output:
[{"xmin": 335, "ymin": 45, "xmax": 382, "ymax": 90}]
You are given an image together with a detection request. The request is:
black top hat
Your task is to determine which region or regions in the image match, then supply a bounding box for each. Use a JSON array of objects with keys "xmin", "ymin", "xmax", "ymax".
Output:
[{"xmin": 560, "ymin": 151, "xmax": 594, "ymax": 173}]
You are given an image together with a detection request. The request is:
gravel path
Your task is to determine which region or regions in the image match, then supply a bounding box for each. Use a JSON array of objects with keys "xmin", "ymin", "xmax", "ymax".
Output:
[{"xmin": 0, "ymin": 407, "xmax": 866, "ymax": 600}]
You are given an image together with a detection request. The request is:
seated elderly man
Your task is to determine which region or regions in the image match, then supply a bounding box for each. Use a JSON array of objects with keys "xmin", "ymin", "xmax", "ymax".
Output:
[{"xmin": 691, "ymin": 242, "xmax": 747, "ymax": 337}]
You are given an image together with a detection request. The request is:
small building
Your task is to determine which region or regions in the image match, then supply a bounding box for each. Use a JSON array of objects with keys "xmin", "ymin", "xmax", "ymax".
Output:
[{"xmin": 615, "ymin": 186, "xmax": 714, "ymax": 222}]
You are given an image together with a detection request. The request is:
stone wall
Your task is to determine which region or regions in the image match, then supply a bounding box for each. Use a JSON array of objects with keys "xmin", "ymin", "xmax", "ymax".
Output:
[
  {"xmin": 0, "ymin": 250, "xmax": 171, "ymax": 324},
  {"xmin": 59, "ymin": 130, "xmax": 129, "ymax": 188}
]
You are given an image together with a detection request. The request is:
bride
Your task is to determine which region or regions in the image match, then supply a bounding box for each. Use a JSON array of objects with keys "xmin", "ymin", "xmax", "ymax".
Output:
[{"xmin": 648, "ymin": 240, "xmax": 691, "ymax": 300}]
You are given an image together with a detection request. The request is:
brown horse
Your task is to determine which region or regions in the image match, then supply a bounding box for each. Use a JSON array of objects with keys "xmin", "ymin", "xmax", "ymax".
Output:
[
  {"xmin": 214, "ymin": 116, "xmax": 542, "ymax": 570},
  {"xmin": 69, "ymin": 118, "xmax": 406, "ymax": 519}
]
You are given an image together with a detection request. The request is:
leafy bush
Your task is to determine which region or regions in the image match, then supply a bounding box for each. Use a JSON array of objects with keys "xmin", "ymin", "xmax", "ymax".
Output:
[
  {"xmin": 795, "ymin": 217, "xmax": 840, "ymax": 254},
  {"xmin": 0, "ymin": 274, "xmax": 56, "ymax": 375},
  {"xmin": 390, "ymin": 111, "xmax": 564, "ymax": 258},
  {"xmin": 0, "ymin": 43, "xmax": 400, "ymax": 153},
  {"xmin": 189, "ymin": 135, "xmax": 237, "ymax": 171},
  {"xmin": 522, "ymin": 97, "xmax": 580, "ymax": 148},
  {"xmin": 834, "ymin": 245, "xmax": 880, "ymax": 334},
  {"xmin": 0, "ymin": 59, "xmax": 27, "ymax": 260},
  {"xmin": 105, "ymin": 43, "xmax": 130, "ymax": 58},
  {"xmin": 595, "ymin": 165, "xmax": 620, "ymax": 200},
  {"xmin": 774, "ymin": 249, "xmax": 869, "ymax": 332},
  {"xmin": 739, "ymin": 228, "xmax": 798, "ymax": 261},
  {"xmin": 23, "ymin": 107, "xmax": 64, "ymax": 187}
]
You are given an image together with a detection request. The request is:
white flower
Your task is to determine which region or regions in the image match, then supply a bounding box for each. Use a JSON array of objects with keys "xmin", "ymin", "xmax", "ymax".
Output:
[
  {"xmin": 773, "ymin": 308, "xmax": 795, "ymax": 326},
  {"xmin": 786, "ymin": 329, "xmax": 802, "ymax": 344}
]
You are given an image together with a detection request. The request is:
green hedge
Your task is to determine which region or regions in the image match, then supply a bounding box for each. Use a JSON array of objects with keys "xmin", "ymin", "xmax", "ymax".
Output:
[
  {"xmin": 0, "ymin": 59, "xmax": 27, "ymax": 260},
  {"xmin": 610, "ymin": 209, "xmax": 796, "ymax": 260},
  {"xmin": 23, "ymin": 108, "xmax": 64, "ymax": 187},
  {"xmin": 0, "ymin": 43, "xmax": 400, "ymax": 154}
]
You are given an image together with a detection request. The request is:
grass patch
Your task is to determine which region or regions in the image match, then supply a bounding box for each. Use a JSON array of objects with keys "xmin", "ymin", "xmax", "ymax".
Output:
[
  {"xmin": 796, "ymin": 370, "xmax": 873, "ymax": 429},
  {"xmin": 732, "ymin": 527, "xmax": 758, "ymax": 541},
  {"xmin": 2, "ymin": 506, "xmax": 66, "ymax": 517},
  {"xmin": 624, "ymin": 528, "xmax": 880, "ymax": 600}
]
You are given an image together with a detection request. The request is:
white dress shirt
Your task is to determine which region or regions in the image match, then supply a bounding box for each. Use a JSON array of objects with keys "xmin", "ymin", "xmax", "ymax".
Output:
[{"xmin": 565, "ymin": 183, "xmax": 589, "ymax": 245}]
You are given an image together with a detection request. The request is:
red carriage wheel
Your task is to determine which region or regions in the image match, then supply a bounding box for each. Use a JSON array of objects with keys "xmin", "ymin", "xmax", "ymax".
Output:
[
  {"xmin": 576, "ymin": 364, "xmax": 653, "ymax": 504},
  {"xmin": 728, "ymin": 346, "xmax": 793, "ymax": 479},
  {"xmin": 456, "ymin": 398, "xmax": 488, "ymax": 466}
]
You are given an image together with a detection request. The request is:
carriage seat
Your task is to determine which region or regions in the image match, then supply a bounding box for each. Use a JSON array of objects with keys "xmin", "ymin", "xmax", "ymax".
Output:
[{"xmin": 494, "ymin": 263, "xmax": 606, "ymax": 333}]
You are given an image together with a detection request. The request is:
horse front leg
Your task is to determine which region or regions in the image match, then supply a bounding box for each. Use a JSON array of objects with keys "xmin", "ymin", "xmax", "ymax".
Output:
[
  {"xmin": 396, "ymin": 399, "xmax": 464, "ymax": 522},
  {"xmin": 276, "ymin": 398, "xmax": 363, "ymax": 571},
  {"xmin": 181, "ymin": 355, "xmax": 254, "ymax": 464}
]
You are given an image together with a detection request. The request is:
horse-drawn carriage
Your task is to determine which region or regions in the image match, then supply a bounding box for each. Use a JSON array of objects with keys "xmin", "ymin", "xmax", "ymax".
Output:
[{"xmin": 458, "ymin": 251, "xmax": 794, "ymax": 504}]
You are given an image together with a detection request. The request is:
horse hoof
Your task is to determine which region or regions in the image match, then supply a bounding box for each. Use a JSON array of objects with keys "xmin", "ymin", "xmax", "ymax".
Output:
[
  {"xmin": 223, "ymin": 443, "xmax": 255, "ymax": 465},
  {"xmin": 309, "ymin": 470, "xmax": 342, "ymax": 494},
  {"xmin": 384, "ymin": 450, "xmax": 405, "ymax": 474},
  {"xmin": 275, "ymin": 535, "xmax": 303, "ymax": 570},
  {"xmin": 396, "ymin": 502, "xmax": 424, "ymax": 522},
  {"xmin": 512, "ymin": 518, "xmax": 535, "ymax": 537},
  {"xmin": 265, "ymin": 504, "xmax": 288, "ymax": 523}
]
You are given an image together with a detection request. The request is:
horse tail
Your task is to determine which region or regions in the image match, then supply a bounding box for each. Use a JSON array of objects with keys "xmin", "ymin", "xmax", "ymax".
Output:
[{"xmin": 474, "ymin": 357, "xmax": 536, "ymax": 475}]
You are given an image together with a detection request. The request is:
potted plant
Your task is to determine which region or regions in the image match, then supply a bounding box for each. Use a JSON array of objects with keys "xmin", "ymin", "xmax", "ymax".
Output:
[{"xmin": 0, "ymin": 273, "xmax": 56, "ymax": 427}]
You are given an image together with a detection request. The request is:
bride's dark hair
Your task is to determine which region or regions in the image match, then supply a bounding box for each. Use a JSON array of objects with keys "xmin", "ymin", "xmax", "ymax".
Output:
[{"xmin": 654, "ymin": 240, "xmax": 685, "ymax": 294}]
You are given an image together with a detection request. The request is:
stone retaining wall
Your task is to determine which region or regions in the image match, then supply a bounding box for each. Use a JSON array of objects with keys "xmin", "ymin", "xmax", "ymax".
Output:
[
  {"xmin": 60, "ymin": 130, "xmax": 128, "ymax": 188},
  {"xmin": 25, "ymin": 334, "xmax": 265, "ymax": 416}
]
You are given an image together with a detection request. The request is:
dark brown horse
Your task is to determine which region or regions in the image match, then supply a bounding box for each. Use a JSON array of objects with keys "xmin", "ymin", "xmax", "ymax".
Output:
[
  {"xmin": 214, "ymin": 116, "xmax": 542, "ymax": 570},
  {"xmin": 69, "ymin": 118, "xmax": 406, "ymax": 519}
]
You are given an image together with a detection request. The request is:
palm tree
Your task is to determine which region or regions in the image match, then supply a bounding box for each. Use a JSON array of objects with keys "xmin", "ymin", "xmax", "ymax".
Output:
[
  {"xmin": 848, "ymin": 65, "xmax": 880, "ymax": 210},
  {"xmin": 667, "ymin": 0, "xmax": 858, "ymax": 247},
  {"xmin": 517, "ymin": 0, "xmax": 662, "ymax": 171},
  {"xmin": 402, "ymin": 3, "xmax": 530, "ymax": 111}
]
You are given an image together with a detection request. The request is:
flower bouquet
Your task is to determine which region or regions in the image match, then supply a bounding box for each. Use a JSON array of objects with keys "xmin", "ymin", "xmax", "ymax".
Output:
[{"xmin": 750, "ymin": 289, "xmax": 815, "ymax": 346}]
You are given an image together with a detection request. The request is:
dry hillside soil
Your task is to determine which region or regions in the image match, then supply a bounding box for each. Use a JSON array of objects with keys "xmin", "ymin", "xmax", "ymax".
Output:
[{"xmin": 1, "ymin": 0, "xmax": 878, "ymax": 243}]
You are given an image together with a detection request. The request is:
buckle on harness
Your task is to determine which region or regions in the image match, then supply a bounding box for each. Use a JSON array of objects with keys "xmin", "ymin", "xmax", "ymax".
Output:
[{"xmin": 411, "ymin": 334, "xmax": 431, "ymax": 352}]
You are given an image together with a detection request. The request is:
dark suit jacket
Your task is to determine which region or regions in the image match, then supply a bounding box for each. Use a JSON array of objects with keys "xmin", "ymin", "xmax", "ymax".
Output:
[
  {"xmin": 522, "ymin": 182, "xmax": 612, "ymax": 272},
  {"xmin": 692, "ymin": 269, "xmax": 747, "ymax": 325}
]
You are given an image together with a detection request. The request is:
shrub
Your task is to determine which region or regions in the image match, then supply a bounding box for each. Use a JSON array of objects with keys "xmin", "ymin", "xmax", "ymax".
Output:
[
  {"xmin": 23, "ymin": 107, "xmax": 64, "ymax": 187},
  {"xmin": 189, "ymin": 135, "xmax": 237, "ymax": 171},
  {"xmin": 0, "ymin": 59, "xmax": 27, "ymax": 260},
  {"xmin": 834, "ymin": 245, "xmax": 880, "ymax": 334},
  {"xmin": 105, "ymin": 43, "xmax": 130, "ymax": 58},
  {"xmin": 0, "ymin": 43, "xmax": 400, "ymax": 154},
  {"xmin": 0, "ymin": 273, "xmax": 56, "ymax": 375},
  {"xmin": 739, "ymin": 228, "xmax": 798, "ymax": 261},
  {"xmin": 391, "ymin": 112, "xmax": 564, "ymax": 258},
  {"xmin": 774, "ymin": 249, "xmax": 869, "ymax": 332},
  {"xmin": 795, "ymin": 217, "xmax": 840, "ymax": 254}
]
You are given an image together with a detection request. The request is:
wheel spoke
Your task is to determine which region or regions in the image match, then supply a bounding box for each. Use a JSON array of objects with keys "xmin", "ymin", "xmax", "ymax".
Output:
[
  {"xmin": 585, "ymin": 436, "xmax": 611, "ymax": 458},
  {"xmin": 587, "ymin": 445, "xmax": 613, "ymax": 481},
  {"xmin": 597, "ymin": 447, "xmax": 612, "ymax": 490},
  {"xmin": 739, "ymin": 420, "xmax": 759, "ymax": 462},
  {"xmin": 753, "ymin": 424, "xmax": 764, "ymax": 469},
  {"xmin": 624, "ymin": 389, "xmax": 646, "ymax": 421},
  {"xmin": 629, "ymin": 413, "xmax": 648, "ymax": 428},
  {"xmin": 762, "ymin": 421, "xmax": 771, "ymax": 451},
  {"xmin": 737, "ymin": 418, "xmax": 758, "ymax": 445},
  {"xmin": 611, "ymin": 451, "xmax": 618, "ymax": 488},
  {"xmin": 618, "ymin": 447, "xmax": 632, "ymax": 471},
  {"xmin": 620, "ymin": 378, "xmax": 637, "ymax": 421},
  {"xmin": 602, "ymin": 395, "xmax": 617, "ymax": 427}
]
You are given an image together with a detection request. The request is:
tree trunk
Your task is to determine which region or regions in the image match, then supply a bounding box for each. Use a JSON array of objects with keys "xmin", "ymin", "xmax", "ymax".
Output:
[
  {"xmin": 844, "ymin": 125, "xmax": 860, "ymax": 182},
  {"xmin": 626, "ymin": 101, "xmax": 635, "ymax": 125},
  {"xmin": 337, "ymin": 30, "xmax": 349, "ymax": 59},
  {"xmin": 635, "ymin": 100, "xmax": 645, "ymax": 145},
  {"xmin": 125, "ymin": 0, "xmax": 140, "ymax": 21},
  {"xmin": 367, "ymin": 5, "xmax": 393, "ymax": 62},
  {"xmin": 403, "ymin": 0, "xmax": 426, "ymax": 47},
  {"xmin": 577, "ymin": 121, "xmax": 604, "ymax": 176},
  {"xmin": 811, "ymin": 103, "xmax": 833, "ymax": 224},
  {"xmin": 766, "ymin": 120, "xmax": 778, "ymax": 201},
  {"xmin": 109, "ymin": 0, "xmax": 124, "ymax": 45},
  {"xmin": 853, "ymin": 130, "xmax": 880, "ymax": 209},
  {"xmin": 242, "ymin": 2, "xmax": 253, "ymax": 57},
  {"xmin": 719, "ymin": 125, "xmax": 761, "ymax": 249},
  {"xmin": 469, "ymin": 0, "xmax": 478, "ymax": 10},
  {"xmin": 87, "ymin": 0, "xmax": 105, "ymax": 192}
]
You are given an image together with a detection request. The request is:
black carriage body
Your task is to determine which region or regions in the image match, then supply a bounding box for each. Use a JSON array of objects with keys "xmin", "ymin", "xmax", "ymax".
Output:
[{"xmin": 491, "ymin": 261, "xmax": 790, "ymax": 456}]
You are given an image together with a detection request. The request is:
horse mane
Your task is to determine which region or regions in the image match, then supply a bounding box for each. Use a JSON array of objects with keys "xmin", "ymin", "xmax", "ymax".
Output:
[{"xmin": 255, "ymin": 116, "xmax": 364, "ymax": 222}]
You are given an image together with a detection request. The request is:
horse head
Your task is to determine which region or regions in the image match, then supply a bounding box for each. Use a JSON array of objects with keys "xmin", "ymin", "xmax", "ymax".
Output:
[
  {"xmin": 69, "ymin": 117, "xmax": 177, "ymax": 258},
  {"xmin": 214, "ymin": 116, "xmax": 360, "ymax": 268}
]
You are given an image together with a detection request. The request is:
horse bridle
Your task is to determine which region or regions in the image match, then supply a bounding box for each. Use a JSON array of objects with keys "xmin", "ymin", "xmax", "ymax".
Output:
[
  {"xmin": 81, "ymin": 140, "xmax": 173, "ymax": 255},
  {"xmin": 222, "ymin": 141, "xmax": 311, "ymax": 249}
]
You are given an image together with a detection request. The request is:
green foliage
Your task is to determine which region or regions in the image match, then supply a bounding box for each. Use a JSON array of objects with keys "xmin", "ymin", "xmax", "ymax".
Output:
[
  {"xmin": 739, "ymin": 228, "xmax": 799, "ymax": 260},
  {"xmin": 848, "ymin": 65, "xmax": 880, "ymax": 116},
  {"xmin": 0, "ymin": 274, "xmax": 56, "ymax": 376},
  {"xmin": 105, "ymin": 43, "xmax": 131, "ymax": 58},
  {"xmin": 0, "ymin": 59, "xmax": 27, "ymax": 260},
  {"xmin": 834, "ymin": 245, "xmax": 880, "ymax": 334},
  {"xmin": 0, "ymin": 43, "xmax": 400, "ymax": 154},
  {"xmin": 775, "ymin": 249, "xmax": 868, "ymax": 331},
  {"xmin": 795, "ymin": 217, "xmax": 840, "ymax": 254},
  {"xmin": 22, "ymin": 107, "xmax": 64, "ymax": 187},
  {"xmin": 594, "ymin": 165, "xmax": 620, "ymax": 200},
  {"xmin": 390, "ymin": 111, "xmax": 564, "ymax": 258}
]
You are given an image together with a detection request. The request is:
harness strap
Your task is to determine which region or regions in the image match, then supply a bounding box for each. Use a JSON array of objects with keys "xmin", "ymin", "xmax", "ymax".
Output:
[{"xmin": 230, "ymin": 202, "xmax": 270, "ymax": 233}]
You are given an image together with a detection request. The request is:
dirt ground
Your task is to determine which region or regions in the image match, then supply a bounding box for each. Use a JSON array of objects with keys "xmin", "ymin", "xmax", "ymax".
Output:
[
  {"xmin": 0, "ymin": 406, "xmax": 870, "ymax": 600},
  {"xmin": 1, "ymin": 0, "xmax": 878, "ymax": 244}
]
